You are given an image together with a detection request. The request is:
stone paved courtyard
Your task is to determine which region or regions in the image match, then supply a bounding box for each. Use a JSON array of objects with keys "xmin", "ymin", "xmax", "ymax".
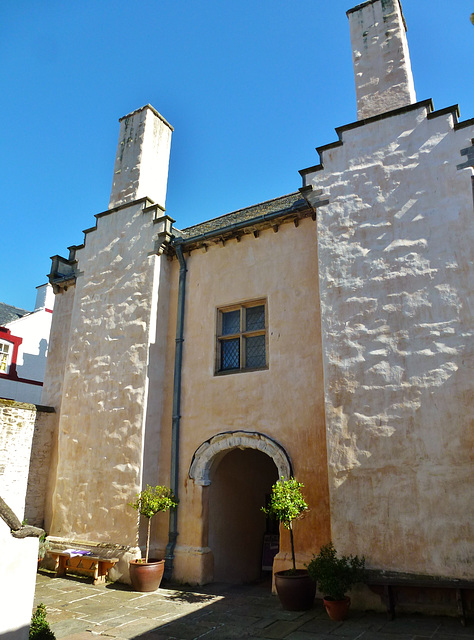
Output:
[{"xmin": 34, "ymin": 571, "xmax": 474, "ymax": 640}]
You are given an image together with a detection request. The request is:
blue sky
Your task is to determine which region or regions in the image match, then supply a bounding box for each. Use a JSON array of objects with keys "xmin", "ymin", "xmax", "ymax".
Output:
[{"xmin": 1, "ymin": 0, "xmax": 473, "ymax": 310}]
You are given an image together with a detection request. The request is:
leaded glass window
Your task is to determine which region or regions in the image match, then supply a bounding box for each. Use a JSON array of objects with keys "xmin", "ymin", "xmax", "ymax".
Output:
[
  {"xmin": 245, "ymin": 334, "xmax": 265, "ymax": 369},
  {"xmin": 221, "ymin": 338, "xmax": 240, "ymax": 370},
  {"xmin": 222, "ymin": 310, "xmax": 240, "ymax": 336},
  {"xmin": 217, "ymin": 301, "xmax": 267, "ymax": 373}
]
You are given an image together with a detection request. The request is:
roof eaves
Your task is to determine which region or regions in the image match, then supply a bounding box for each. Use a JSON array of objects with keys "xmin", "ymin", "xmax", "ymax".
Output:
[{"xmin": 173, "ymin": 198, "xmax": 312, "ymax": 252}]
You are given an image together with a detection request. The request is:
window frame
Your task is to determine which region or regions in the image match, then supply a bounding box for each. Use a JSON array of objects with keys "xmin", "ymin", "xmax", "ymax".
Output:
[
  {"xmin": 215, "ymin": 300, "xmax": 268, "ymax": 375},
  {"xmin": 0, "ymin": 328, "xmax": 23, "ymax": 380},
  {"xmin": 0, "ymin": 340, "xmax": 12, "ymax": 374}
]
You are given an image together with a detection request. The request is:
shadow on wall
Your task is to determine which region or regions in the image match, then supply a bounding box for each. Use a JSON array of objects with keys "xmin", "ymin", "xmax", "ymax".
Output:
[{"xmin": 15, "ymin": 338, "xmax": 48, "ymax": 382}]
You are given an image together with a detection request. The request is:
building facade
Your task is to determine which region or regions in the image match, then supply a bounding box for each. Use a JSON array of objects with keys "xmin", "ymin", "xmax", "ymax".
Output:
[
  {"xmin": 0, "ymin": 284, "xmax": 54, "ymax": 404},
  {"xmin": 39, "ymin": 0, "xmax": 473, "ymax": 589}
]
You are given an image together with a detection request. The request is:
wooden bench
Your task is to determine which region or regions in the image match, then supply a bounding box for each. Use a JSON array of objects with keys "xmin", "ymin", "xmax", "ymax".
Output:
[
  {"xmin": 366, "ymin": 570, "xmax": 474, "ymax": 626},
  {"xmin": 50, "ymin": 550, "xmax": 119, "ymax": 585}
]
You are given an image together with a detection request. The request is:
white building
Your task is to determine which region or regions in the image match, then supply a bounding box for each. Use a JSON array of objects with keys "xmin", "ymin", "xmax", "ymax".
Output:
[{"xmin": 0, "ymin": 284, "xmax": 55, "ymax": 404}]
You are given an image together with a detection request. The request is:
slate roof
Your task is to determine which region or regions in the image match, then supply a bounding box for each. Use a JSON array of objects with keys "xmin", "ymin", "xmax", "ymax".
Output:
[
  {"xmin": 179, "ymin": 192, "xmax": 307, "ymax": 240},
  {"xmin": 0, "ymin": 303, "xmax": 29, "ymax": 327}
]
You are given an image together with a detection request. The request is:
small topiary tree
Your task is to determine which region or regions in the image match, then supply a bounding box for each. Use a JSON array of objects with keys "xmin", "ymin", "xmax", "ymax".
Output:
[
  {"xmin": 29, "ymin": 603, "xmax": 55, "ymax": 640},
  {"xmin": 129, "ymin": 485, "xmax": 178, "ymax": 562},
  {"xmin": 262, "ymin": 477, "xmax": 308, "ymax": 572}
]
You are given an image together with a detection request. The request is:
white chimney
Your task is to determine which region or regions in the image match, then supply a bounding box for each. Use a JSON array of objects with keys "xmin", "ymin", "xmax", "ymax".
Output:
[
  {"xmin": 347, "ymin": 0, "xmax": 416, "ymax": 121},
  {"xmin": 35, "ymin": 283, "xmax": 54, "ymax": 311},
  {"xmin": 109, "ymin": 104, "xmax": 173, "ymax": 210}
]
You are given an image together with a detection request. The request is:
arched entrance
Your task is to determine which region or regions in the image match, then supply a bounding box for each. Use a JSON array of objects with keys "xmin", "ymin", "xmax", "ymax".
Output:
[{"xmin": 189, "ymin": 431, "xmax": 292, "ymax": 583}]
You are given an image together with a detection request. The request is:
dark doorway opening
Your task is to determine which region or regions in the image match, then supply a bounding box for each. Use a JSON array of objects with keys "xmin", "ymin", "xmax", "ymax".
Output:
[{"xmin": 208, "ymin": 448, "xmax": 279, "ymax": 583}]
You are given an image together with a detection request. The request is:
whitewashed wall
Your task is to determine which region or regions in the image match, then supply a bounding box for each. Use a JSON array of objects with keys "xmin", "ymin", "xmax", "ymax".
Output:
[
  {"xmin": 304, "ymin": 103, "xmax": 474, "ymax": 578},
  {"xmin": 48, "ymin": 200, "xmax": 169, "ymax": 548}
]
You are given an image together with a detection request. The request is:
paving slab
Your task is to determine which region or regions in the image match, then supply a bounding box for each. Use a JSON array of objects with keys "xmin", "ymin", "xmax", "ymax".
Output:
[{"xmin": 33, "ymin": 571, "xmax": 474, "ymax": 640}]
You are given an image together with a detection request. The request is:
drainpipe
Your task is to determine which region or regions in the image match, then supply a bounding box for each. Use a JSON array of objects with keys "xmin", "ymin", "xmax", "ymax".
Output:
[{"xmin": 164, "ymin": 240, "xmax": 187, "ymax": 580}]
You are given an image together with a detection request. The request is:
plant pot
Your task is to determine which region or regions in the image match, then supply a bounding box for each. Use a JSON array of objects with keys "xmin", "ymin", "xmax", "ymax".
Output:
[
  {"xmin": 129, "ymin": 559, "xmax": 165, "ymax": 592},
  {"xmin": 323, "ymin": 596, "xmax": 351, "ymax": 620},
  {"xmin": 274, "ymin": 569, "xmax": 316, "ymax": 611}
]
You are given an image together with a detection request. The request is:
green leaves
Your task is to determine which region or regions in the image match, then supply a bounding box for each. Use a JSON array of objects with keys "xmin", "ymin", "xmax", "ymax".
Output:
[
  {"xmin": 262, "ymin": 477, "xmax": 308, "ymax": 529},
  {"xmin": 30, "ymin": 603, "xmax": 55, "ymax": 640},
  {"xmin": 262, "ymin": 477, "xmax": 308, "ymax": 571},
  {"xmin": 129, "ymin": 485, "xmax": 179, "ymax": 562},
  {"xmin": 307, "ymin": 542, "xmax": 366, "ymax": 600},
  {"xmin": 129, "ymin": 485, "xmax": 178, "ymax": 520}
]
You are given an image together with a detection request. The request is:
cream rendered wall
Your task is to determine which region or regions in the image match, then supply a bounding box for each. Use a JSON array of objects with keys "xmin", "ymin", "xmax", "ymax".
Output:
[
  {"xmin": 155, "ymin": 217, "xmax": 331, "ymax": 583},
  {"xmin": 42, "ymin": 286, "xmax": 75, "ymax": 411},
  {"xmin": 48, "ymin": 201, "xmax": 170, "ymax": 551},
  {"xmin": 304, "ymin": 104, "xmax": 474, "ymax": 578},
  {"xmin": 41, "ymin": 286, "xmax": 75, "ymax": 532}
]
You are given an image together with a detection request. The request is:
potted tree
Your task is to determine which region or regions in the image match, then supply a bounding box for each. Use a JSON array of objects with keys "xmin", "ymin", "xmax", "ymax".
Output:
[
  {"xmin": 129, "ymin": 484, "xmax": 178, "ymax": 592},
  {"xmin": 307, "ymin": 542, "xmax": 366, "ymax": 620},
  {"xmin": 262, "ymin": 477, "xmax": 315, "ymax": 611}
]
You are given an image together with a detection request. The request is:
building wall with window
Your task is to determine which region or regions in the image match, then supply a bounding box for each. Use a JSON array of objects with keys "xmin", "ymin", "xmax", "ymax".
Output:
[
  {"xmin": 152, "ymin": 214, "xmax": 330, "ymax": 583},
  {"xmin": 39, "ymin": 0, "xmax": 473, "ymax": 590}
]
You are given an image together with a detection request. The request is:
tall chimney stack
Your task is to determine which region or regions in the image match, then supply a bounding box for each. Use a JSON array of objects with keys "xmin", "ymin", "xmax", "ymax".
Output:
[
  {"xmin": 347, "ymin": 0, "xmax": 416, "ymax": 121},
  {"xmin": 109, "ymin": 104, "xmax": 173, "ymax": 210}
]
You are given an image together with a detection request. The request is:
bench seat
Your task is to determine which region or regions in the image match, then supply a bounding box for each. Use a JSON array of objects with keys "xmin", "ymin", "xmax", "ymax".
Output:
[
  {"xmin": 366, "ymin": 570, "xmax": 474, "ymax": 626},
  {"xmin": 50, "ymin": 550, "xmax": 119, "ymax": 585}
]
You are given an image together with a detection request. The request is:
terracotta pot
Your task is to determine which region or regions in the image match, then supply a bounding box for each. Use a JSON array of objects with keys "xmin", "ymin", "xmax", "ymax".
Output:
[
  {"xmin": 323, "ymin": 596, "xmax": 351, "ymax": 620},
  {"xmin": 129, "ymin": 559, "xmax": 165, "ymax": 592},
  {"xmin": 274, "ymin": 569, "xmax": 316, "ymax": 611}
]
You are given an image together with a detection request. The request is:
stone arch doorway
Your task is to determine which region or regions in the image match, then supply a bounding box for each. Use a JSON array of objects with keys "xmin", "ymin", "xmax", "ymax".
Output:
[{"xmin": 189, "ymin": 431, "xmax": 292, "ymax": 583}]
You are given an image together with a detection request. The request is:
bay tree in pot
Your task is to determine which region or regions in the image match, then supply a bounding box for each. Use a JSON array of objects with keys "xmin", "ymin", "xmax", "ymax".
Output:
[
  {"xmin": 262, "ymin": 477, "xmax": 315, "ymax": 611},
  {"xmin": 307, "ymin": 542, "xmax": 366, "ymax": 620},
  {"xmin": 129, "ymin": 485, "xmax": 178, "ymax": 592}
]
